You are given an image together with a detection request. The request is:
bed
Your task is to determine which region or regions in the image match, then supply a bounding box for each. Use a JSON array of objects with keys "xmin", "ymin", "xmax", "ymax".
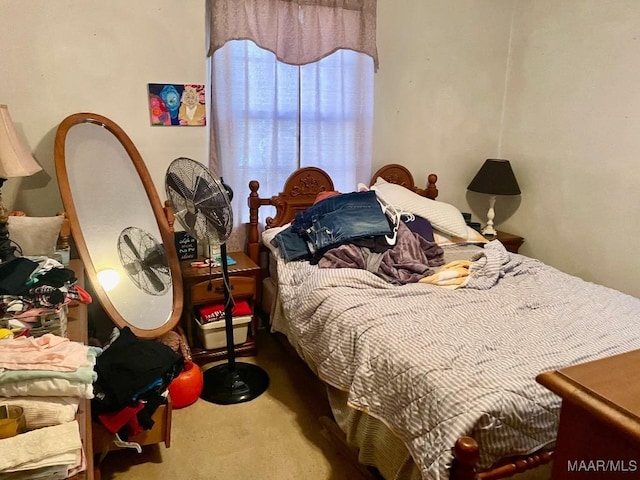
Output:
[{"xmin": 245, "ymin": 164, "xmax": 640, "ymax": 480}]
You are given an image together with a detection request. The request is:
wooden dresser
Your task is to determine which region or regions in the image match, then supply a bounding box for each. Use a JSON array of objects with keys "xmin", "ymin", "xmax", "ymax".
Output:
[
  {"xmin": 537, "ymin": 350, "xmax": 640, "ymax": 479},
  {"xmin": 67, "ymin": 259, "xmax": 96, "ymax": 480}
]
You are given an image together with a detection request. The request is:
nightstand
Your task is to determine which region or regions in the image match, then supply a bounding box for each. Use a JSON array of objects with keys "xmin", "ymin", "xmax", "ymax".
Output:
[
  {"xmin": 537, "ymin": 350, "xmax": 640, "ymax": 479},
  {"xmin": 485, "ymin": 231, "xmax": 524, "ymax": 253},
  {"xmin": 180, "ymin": 251, "xmax": 261, "ymax": 365}
]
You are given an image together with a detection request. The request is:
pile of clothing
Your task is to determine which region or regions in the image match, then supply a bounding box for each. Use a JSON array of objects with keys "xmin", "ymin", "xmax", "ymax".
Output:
[
  {"xmin": 0, "ymin": 255, "xmax": 185, "ymax": 474},
  {"xmin": 0, "ymin": 257, "xmax": 91, "ymax": 336},
  {"xmin": 271, "ymin": 190, "xmax": 445, "ymax": 284},
  {"xmin": 0, "ymin": 333, "xmax": 98, "ymax": 478},
  {"xmin": 91, "ymin": 326, "xmax": 183, "ymax": 446}
]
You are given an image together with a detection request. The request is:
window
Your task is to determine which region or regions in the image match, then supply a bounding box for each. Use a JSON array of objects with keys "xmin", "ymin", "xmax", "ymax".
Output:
[{"xmin": 210, "ymin": 39, "xmax": 374, "ymax": 224}]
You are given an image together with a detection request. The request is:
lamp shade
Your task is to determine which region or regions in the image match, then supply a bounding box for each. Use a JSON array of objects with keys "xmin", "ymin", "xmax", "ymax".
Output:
[
  {"xmin": 0, "ymin": 105, "xmax": 42, "ymax": 179},
  {"xmin": 467, "ymin": 159, "xmax": 520, "ymax": 196}
]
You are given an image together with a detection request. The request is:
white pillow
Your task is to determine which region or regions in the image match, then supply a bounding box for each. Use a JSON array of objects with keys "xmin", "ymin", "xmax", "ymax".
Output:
[
  {"xmin": 371, "ymin": 177, "xmax": 468, "ymax": 238},
  {"xmin": 261, "ymin": 224, "xmax": 290, "ymax": 257},
  {"xmin": 7, "ymin": 216, "xmax": 64, "ymax": 257}
]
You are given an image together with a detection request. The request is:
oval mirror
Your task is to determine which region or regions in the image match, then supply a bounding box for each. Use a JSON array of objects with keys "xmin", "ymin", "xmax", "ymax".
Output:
[{"xmin": 54, "ymin": 112, "xmax": 183, "ymax": 338}]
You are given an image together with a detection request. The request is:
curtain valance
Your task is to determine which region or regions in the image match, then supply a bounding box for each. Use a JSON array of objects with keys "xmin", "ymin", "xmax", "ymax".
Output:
[{"xmin": 206, "ymin": 0, "xmax": 378, "ymax": 70}]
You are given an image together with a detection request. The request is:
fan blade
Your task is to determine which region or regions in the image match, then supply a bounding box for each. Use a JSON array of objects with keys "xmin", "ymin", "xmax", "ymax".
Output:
[
  {"xmin": 141, "ymin": 245, "xmax": 167, "ymax": 270},
  {"xmin": 193, "ymin": 172, "xmax": 214, "ymax": 202},
  {"xmin": 143, "ymin": 267, "xmax": 166, "ymax": 293},
  {"xmin": 184, "ymin": 210, "xmax": 198, "ymax": 233},
  {"xmin": 166, "ymin": 171, "xmax": 194, "ymax": 200},
  {"xmin": 172, "ymin": 209, "xmax": 198, "ymax": 238},
  {"xmin": 122, "ymin": 261, "xmax": 141, "ymax": 275},
  {"xmin": 123, "ymin": 234, "xmax": 143, "ymax": 261},
  {"xmin": 194, "ymin": 192, "xmax": 232, "ymax": 234}
]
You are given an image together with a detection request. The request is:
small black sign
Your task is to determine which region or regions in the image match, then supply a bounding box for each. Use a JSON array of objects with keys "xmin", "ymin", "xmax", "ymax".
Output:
[{"xmin": 174, "ymin": 231, "xmax": 197, "ymax": 261}]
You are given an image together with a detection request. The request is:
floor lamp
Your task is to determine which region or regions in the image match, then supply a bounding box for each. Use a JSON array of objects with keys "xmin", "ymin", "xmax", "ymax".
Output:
[
  {"xmin": 0, "ymin": 105, "xmax": 42, "ymax": 263},
  {"xmin": 467, "ymin": 159, "xmax": 520, "ymax": 237}
]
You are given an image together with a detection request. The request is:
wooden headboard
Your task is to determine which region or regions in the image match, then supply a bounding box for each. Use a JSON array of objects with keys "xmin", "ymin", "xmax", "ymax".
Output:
[
  {"xmin": 370, "ymin": 164, "xmax": 438, "ymax": 199},
  {"xmin": 246, "ymin": 163, "xmax": 438, "ymax": 264}
]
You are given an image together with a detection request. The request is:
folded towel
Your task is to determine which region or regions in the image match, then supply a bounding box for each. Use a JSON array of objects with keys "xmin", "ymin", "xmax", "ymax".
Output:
[
  {"xmin": 0, "ymin": 464, "xmax": 68, "ymax": 479},
  {"xmin": 0, "ymin": 377, "xmax": 93, "ymax": 399},
  {"xmin": 0, "ymin": 397, "xmax": 79, "ymax": 430},
  {"xmin": 0, "ymin": 420, "xmax": 81, "ymax": 472}
]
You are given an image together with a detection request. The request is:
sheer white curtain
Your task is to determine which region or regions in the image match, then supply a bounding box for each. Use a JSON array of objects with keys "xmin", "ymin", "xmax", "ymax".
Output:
[
  {"xmin": 211, "ymin": 40, "xmax": 374, "ymax": 224},
  {"xmin": 206, "ymin": 0, "xmax": 377, "ymax": 231}
]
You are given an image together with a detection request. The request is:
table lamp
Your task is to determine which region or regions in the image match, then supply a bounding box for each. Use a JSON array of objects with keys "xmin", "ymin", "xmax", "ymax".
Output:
[
  {"xmin": 0, "ymin": 105, "xmax": 43, "ymax": 262},
  {"xmin": 467, "ymin": 159, "xmax": 520, "ymax": 237}
]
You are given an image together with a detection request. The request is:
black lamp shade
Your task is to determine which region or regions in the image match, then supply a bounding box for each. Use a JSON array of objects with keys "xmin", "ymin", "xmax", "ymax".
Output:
[{"xmin": 467, "ymin": 159, "xmax": 521, "ymax": 196}]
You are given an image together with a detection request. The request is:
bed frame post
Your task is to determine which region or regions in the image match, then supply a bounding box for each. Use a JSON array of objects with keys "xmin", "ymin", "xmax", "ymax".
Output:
[
  {"xmin": 425, "ymin": 173, "xmax": 439, "ymax": 200},
  {"xmin": 247, "ymin": 180, "xmax": 261, "ymax": 265},
  {"xmin": 450, "ymin": 436, "xmax": 480, "ymax": 480},
  {"xmin": 451, "ymin": 435, "xmax": 553, "ymax": 480}
]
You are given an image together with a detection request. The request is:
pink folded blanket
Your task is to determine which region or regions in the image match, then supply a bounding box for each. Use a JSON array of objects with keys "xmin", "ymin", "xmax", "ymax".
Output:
[{"xmin": 0, "ymin": 334, "xmax": 90, "ymax": 372}]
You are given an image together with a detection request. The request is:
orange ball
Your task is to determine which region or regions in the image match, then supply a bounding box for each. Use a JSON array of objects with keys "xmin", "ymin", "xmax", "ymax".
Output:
[{"xmin": 168, "ymin": 361, "xmax": 203, "ymax": 408}]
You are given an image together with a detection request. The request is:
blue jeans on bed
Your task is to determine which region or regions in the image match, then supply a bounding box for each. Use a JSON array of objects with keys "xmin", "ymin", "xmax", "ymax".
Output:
[{"xmin": 274, "ymin": 191, "xmax": 392, "ymax": 261}]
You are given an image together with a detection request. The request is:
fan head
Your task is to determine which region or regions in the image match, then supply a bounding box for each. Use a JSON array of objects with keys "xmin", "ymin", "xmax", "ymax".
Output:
[
  {"xmin": 165, "ymin": 157, "xmax": 233, "ymax": 246},
  {"xmin": 117, "ymin": 226, "xmax": 171, "ymax": 296}
]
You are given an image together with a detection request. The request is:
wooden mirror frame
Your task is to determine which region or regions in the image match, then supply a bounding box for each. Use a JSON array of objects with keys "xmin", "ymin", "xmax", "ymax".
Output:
[{"xmin": 54, "ymin": 112, "xmax": 183, "ymax": 338}]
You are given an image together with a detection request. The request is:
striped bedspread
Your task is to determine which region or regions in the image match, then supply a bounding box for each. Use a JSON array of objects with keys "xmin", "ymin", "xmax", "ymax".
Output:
[{"xmin": 272, "ymin": 245, "xmax": 640, "ymax": 479}]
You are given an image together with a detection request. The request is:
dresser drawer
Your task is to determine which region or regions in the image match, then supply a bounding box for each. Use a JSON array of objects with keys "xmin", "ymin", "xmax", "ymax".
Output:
[{"xmin": 190, "ymin": 276, "xmax": 256, "ymax": 305}]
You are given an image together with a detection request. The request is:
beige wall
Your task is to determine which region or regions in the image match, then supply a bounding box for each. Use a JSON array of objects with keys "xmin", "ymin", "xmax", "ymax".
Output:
[
  {"xmin": 2, "ymin": 1, "xmax": 639, "ymax": 297},
  {"xmin": 501, "ymin": 0, "xmax": 640, "ymax": 296},
  {"xmin": 0, "ymin": 0, "xmax": 208, "ymax": 216},
  {"xmin": 374, "ymin": 0, "xmax": 515, "ymax": 211},
  {"xmin": 375, "ymin": 0, "xmax": 640, "ymax": 297}
]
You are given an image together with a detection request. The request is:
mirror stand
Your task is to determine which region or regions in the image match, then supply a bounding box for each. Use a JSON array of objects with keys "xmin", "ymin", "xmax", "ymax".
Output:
[{"xmin": 54, "ymin": 113, "xmax": 185, "ymax": 467}]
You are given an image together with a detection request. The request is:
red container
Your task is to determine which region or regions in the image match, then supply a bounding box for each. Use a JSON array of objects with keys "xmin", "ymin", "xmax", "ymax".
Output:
[{"xmin": 168, "ymin": 361, "xmax": 203, "ymax": 409}]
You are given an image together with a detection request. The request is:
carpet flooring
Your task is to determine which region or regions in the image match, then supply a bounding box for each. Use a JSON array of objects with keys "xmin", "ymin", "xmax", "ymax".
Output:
[{"xmin": 98, "ymin": 330, "xmax": 369, "ymax": 480}]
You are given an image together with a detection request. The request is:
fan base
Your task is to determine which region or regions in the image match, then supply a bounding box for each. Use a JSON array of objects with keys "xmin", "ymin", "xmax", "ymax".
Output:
[{"xmin": 200, "ymin": 362, "xmax": 269, "ymax": 405}]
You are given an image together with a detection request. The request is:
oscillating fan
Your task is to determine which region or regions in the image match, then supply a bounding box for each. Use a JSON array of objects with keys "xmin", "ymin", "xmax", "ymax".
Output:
[
  {"xmin": 117, "ymin": 226, "xmax": 171, "ymax": 296},
  {"xmin": 165, "ymin": 157, "xmax": 269, "ymax": 405}
]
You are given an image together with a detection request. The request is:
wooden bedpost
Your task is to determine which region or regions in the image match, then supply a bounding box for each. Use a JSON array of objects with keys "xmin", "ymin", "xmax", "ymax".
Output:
[
  {"xmin": 247, "ymin": 179, "xmax": 261, "ymax": 265},
  {"xmin": 450, "ymin": 436, "xmax": 480, "ymax": 480},
  {"xmin": 450, "ymin": 435, "xmax": 553, "ymax": 480},
  {"xmin": 163, "ymin": 200, "xmax": 175, "ymax": 232},
  {"xmin": 425, "ymin": 173, "xmax": 439, "ymax": 200}
]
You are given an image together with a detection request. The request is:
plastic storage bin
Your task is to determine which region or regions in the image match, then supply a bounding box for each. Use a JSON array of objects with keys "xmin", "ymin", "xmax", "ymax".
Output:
[{"xmin": 196, "ymin": 315, "xmax": 251, "ymax": 350}]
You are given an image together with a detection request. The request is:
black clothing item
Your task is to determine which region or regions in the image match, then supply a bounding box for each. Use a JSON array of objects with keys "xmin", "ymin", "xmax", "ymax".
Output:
[
  {"xmin": 92, "ymin": 326, "xmax": 182, "ymax": 415},
  {"xmin": 0, "ymin": 257, "xmax": 38, "ymax": 295},
  {"xmin": 136, "ymin": 393, "xmax": 167, "ymax": 431},
  {"xmin": 28, "ymin": 267, "xmax": 76, "ymax": 291}
]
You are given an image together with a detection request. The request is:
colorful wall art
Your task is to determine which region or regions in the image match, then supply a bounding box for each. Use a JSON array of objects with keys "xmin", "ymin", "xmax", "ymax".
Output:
[{"xmin": 148, "ymin": 83, "xmax": 206, "ymax": 126}]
